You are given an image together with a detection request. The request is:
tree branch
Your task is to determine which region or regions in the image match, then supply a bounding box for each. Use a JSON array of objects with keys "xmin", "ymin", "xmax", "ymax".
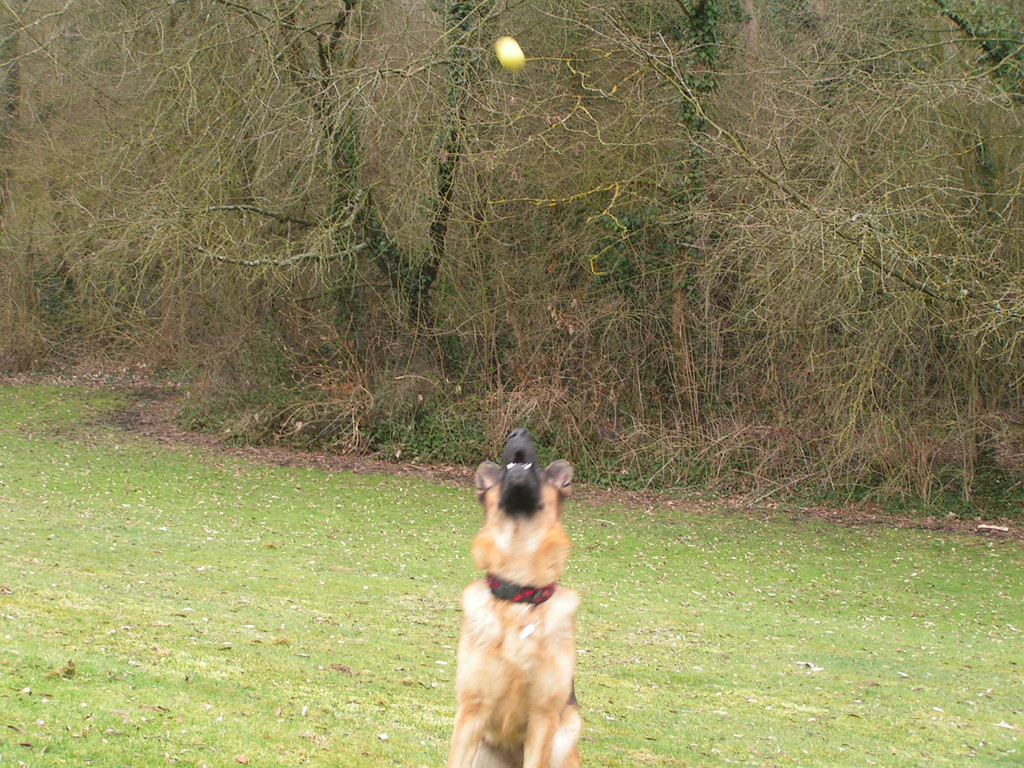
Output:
[
  {"xmin": 200, "ymin": 242, "xmax": 368, "ymax": 268},
  {"xmin": 199, "ymin": 205, "xmax": 316, "ymax": 228},
  {"xmin": 625, "ymin": 31, "xmax": 975, "ymax": 304}
]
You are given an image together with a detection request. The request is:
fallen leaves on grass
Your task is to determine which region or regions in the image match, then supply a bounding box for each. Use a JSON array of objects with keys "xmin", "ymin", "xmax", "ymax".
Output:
[
  {"xmin": 45, "ymin": 659, "xmax": 77, "ymax": 679},
  {"xmin": 300, "ymin": 731, "xmax": 331, "ymax": 748}
]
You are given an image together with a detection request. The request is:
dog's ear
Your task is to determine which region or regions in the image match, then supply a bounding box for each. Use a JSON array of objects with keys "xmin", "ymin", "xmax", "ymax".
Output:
[
  {"xmin": 544, "ymin": 460, "xmax": 573, "ymax": 495},
  {"xmin": 475, "ymin": 461, "xmax": 502, "ymax": 497}
]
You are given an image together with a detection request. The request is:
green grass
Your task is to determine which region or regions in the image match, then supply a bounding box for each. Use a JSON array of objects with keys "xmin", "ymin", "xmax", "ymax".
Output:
[{"xmin": 0, "ymin": 384, "xmax": 1021, "ymax": 767}]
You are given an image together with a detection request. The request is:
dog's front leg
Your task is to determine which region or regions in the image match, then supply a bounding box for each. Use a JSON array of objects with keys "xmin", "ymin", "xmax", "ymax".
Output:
[
  {"xmin": 521, "ymin": 713, "xmax": 559, "ymax": 768},
  {"xmin": 448, "ymin": 705, "xmax": 486, "ymax": 768}
]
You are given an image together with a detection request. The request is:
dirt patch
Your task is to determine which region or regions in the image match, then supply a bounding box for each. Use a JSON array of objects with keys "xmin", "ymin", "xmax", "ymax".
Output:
[
  {"xmin": 763, "ymin": 502, "xmax": 1020, "ymax": 541},
  {"xmin": 114, "ymin": 386, "xmax": 478, "ymax": 485}
]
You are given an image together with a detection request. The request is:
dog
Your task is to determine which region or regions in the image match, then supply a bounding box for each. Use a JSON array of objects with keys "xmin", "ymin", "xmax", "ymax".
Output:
[{"xmin": 448, "ymin": 428, "xmax": 581, "ymax": 768}]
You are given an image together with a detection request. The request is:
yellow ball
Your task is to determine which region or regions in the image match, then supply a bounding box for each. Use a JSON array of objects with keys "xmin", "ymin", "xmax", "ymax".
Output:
[{"xmin": 494, "ymin": 36, "xmax": 525, "ymax": 73}]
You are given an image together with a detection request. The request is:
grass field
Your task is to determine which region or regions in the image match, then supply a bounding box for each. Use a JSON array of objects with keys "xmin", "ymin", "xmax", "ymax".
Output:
[{"xmin": 0, "ymin": 384, "xmax": 1021, "ymax": 767}]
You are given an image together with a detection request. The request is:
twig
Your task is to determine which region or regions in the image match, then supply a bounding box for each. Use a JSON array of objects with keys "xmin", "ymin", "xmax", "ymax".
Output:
[
  {"xmin": 199, "ymin": 205, "xmax": 316, "ymax": 228},
  {"xmin": 200, "ymin": 242, "xmax": 367, "ymax": 268}
]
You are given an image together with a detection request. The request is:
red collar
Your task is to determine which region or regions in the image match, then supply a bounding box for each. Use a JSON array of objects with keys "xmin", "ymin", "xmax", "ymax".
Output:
[{"xmin": 486, "ymin": 574, "xmax": 557, "ymax": 605}]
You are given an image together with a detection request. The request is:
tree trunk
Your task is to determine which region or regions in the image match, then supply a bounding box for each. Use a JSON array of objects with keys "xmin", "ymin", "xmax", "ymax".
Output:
[
  {"xmin": 411, "ymin": 0, "xmax": 492, "ymax": 324},
  {"xmin": 0, "ymin": 14, "xmax": 20, "ymax": 208},
  {"xmin": 739, "ymin": 0, "xmax": 759, "ymax": 57}
]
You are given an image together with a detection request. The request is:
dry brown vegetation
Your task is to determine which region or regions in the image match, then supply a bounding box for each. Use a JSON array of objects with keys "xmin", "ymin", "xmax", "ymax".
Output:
[{"xmin": 1, "ymin": 0, "xmax": 1023, "ymax": 510}]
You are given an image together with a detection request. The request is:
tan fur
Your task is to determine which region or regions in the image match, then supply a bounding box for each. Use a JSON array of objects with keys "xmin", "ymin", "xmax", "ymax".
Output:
[{"xmin": 448, "ymin": 461, "xmax": 581, "ymax": 768}]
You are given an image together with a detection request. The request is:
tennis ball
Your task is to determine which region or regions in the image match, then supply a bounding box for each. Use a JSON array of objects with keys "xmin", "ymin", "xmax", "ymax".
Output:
[{"xmin": 494, "ymin": 36, "xmax": 525, "ymax": 73}]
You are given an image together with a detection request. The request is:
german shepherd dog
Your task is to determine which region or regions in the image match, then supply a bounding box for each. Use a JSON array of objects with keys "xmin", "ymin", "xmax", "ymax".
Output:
[{"xmin": 448, "ymin": 429, "xmax": 581, "ymax": 768}]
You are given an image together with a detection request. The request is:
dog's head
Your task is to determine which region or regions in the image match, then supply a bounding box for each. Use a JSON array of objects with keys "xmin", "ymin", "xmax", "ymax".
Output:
[{"xmin": 475, "ymin": 428, "xmax": 573, "ymax": 517}]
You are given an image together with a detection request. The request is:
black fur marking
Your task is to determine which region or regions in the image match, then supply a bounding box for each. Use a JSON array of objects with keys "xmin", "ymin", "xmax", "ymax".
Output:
[{"xmin": 499, "ymin": 429, "xmax": 542, "ymax": 516}]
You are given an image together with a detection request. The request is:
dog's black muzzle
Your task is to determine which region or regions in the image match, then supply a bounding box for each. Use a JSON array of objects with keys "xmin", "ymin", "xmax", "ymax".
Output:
[{"xmin": 499, "ymin": 428, "xmax": 543, "ymax": 516}]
